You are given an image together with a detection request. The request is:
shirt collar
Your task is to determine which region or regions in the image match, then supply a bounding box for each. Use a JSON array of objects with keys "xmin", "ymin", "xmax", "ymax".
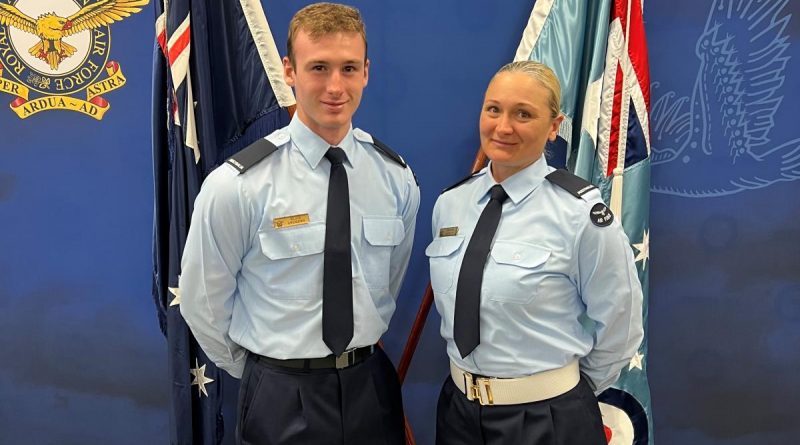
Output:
[
  {"xmin": 288, "ymin": 115, "xmax": 358, "ymax": 169},
  {"xmin": 473, "ymin": 156, "xmax": 549, "ymax": 205}
]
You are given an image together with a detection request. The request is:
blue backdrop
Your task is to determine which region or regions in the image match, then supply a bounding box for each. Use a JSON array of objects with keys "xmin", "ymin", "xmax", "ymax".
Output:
[{"xmin": 0, "ymin": 1, "xmax": 798, "ymax": 444}]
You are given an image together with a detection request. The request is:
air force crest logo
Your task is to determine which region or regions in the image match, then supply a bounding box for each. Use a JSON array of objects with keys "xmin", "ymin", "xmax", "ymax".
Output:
[{"xmin": 0, "ymin": 0, "xmax": 148, "ymax": 119}]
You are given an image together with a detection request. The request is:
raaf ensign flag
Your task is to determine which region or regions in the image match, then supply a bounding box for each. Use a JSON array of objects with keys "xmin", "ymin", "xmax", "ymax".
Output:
[
  {"xmin": 151, "ymin": 0, "xmax": 294, "ymax": 442},
  {"xmin": 514, "ymin": 1, "xmax": 653, "ymax": 443}
]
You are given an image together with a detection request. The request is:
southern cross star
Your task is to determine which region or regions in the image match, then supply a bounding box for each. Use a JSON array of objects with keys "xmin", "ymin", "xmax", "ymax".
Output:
[
  {"xmin": 632, "ymin": 229, "xmax": 650, "ymax": 270},
  {"xmin": 190, "ymin": 359, "xmax": 215, "ymax": 397}
]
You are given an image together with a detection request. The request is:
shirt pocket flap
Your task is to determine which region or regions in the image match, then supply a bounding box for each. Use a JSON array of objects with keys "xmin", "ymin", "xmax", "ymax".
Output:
[
  {"xmin": 259, "ymin": 222, "xmax": 326, "ymax": 260},
  {"xmin": 363, "ymin": 216, "xmax": 405, "ymax": 247},
  {"xmin": 425, "ymin": 236, "xmax": 466, "ymax": 257},
  {"xmin": 490, "ymin": 241, "xmax": 550, "ymax": 268}
]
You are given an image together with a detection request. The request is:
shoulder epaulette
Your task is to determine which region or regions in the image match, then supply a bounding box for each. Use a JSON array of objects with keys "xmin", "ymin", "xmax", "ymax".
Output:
[
  {"xmin": 442, "ymin": 172, "xmax": 479, "ymax": 194},
  {"xmin": 225, "ymin": 138, "xmax": 279, "ymax": 174},
  {"xmin": 545, "ymin": 169, "xmax": 597, "ymax": 199},
  {"xmin": 370, "ymin": 136, "xmax": 407, "ymax": 168}
]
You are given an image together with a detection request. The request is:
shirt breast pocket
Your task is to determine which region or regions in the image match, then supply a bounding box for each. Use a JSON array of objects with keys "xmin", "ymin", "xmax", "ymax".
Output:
[
  {"xmin": 484, "ymin": 241, "xmax": 551, "ymax": 304},
  {"xmin": 362, "ymin": 216, "xmax": 405, "ymax": 290},
  {"xmin": 258, "ymin": 222, "xmax": 325, "ymax": 299},
  {"xmin": 425, "ymin": 236, "xmax": 466, "ymax": 295}
]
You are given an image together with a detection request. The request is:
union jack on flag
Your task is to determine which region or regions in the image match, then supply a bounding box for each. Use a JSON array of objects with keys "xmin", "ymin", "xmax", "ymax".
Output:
[{"xmin": 514, "ymin": 0, "xmax": 653, "ymax": 443}]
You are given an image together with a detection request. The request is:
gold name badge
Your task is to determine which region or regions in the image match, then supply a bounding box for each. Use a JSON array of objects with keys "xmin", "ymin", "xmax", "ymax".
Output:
[
  {"xmin": 273, "ymin": 213, "xmax": 310, "ymax": 229},
  {"xmin": 439, "ymin": 226, "xmax": 459, "ymax": 237}
]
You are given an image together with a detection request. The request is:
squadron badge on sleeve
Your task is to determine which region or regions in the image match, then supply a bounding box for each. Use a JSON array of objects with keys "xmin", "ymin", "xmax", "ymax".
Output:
[{"xmin": 590, "ymin": 203, "xmax": 614, "ymax": 227}]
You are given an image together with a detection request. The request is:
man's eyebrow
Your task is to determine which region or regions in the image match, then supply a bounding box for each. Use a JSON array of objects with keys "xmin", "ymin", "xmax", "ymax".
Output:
[{"xmin": 305, "ymin": 59, "xmax": 364, "ymax": 66}]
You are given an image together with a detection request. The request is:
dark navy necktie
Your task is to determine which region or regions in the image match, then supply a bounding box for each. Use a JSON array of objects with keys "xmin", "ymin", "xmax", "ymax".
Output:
[
  {"xmin": 322, "ymin": 147, "xmax": 353, "ymax": 356},
  {"xmin": 453, "ymin": 184, "xmax": 509, "ymax": 358}
]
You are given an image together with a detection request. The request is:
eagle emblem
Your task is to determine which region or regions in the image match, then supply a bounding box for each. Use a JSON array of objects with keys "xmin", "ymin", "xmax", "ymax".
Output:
[
  {"xmin": 650, "ymin": 0, "xmax": 800, "ymax": 197},
  {"xmin": 0, "ymin": 0, "xmax": 149, "ymax": 119},
  {"xmin": 0, "ymin": 0, "xmax": 147, "ymax": 70}
]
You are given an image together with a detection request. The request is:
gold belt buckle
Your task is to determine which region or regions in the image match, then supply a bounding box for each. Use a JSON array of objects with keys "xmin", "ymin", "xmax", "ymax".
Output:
[
  {"xmin": 335, "ymin": 349, "xmax": 355, "ymax": 369},
  {"xmin": 463, "ymin": 373, "xmax": 494, "ymax": 405}
]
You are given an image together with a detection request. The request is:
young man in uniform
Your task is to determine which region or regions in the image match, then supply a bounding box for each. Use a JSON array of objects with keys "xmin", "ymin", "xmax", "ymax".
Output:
[{"xmin": 179, "ymin": 4, "xmax": 419, "ymax": 444}]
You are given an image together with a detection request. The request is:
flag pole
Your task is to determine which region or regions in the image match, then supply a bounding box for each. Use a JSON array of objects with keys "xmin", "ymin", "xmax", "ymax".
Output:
[{"xmin": 399, "ymin": 150, "xmax": 488, "ymax": 445}]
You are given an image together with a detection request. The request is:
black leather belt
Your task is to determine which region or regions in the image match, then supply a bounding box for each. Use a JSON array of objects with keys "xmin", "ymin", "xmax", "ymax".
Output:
[{"xmin": 256, "ymin": 345, "xmax": 376, "ymax": 370}]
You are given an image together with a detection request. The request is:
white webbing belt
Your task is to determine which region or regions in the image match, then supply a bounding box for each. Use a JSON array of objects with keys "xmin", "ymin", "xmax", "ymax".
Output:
[{"xmin": 450, "ymin": 360, "xmax": 580, "ymax": 406}]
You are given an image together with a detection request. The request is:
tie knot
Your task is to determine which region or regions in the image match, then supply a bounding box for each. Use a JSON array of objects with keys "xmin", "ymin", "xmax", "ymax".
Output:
[
  {"xmin": 325, "ymin": 147, "xmax": 348, "ymax": 165},
  {"xmin": 489, "ymin": 184, "xmax": 508, "ymax": 203}
]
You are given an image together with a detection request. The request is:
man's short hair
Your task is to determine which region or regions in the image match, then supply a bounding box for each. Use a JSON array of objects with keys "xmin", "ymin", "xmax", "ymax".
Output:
[{"xmin": 287, "ymin": 2, "xmax": 368, "ymax": 65}]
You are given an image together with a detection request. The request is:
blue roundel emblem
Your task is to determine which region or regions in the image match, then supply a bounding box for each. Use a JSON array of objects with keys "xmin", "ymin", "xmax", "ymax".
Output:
[{"xmin": 598, "ymin": 388, "xmax": 649, "ymax": 445}]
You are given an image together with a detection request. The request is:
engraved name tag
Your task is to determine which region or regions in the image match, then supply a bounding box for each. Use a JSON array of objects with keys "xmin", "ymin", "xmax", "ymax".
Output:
[
  {"xmin": 273, "ymin": 213, "xmax": 310, "ymax": 229},
  {"xmin": 439, "ymin": 226, "xmax": 459, "ymax": 237}
]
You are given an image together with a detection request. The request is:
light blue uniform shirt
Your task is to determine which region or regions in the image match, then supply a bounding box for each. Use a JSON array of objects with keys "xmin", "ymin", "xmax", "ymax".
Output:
[
  {"xmin": 180, "ymin": 116, "xmax": 420, "ymax": 378},
  {"xmin": 427, "ymin": 156, "xmax": 643, "ymax": 392}
]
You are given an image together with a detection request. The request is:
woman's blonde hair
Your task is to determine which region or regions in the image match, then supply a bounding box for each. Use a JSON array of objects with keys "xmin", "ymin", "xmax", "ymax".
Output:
[{"xmin": 495, "ymin": 61, "xmax": 561, "ymax": 118}]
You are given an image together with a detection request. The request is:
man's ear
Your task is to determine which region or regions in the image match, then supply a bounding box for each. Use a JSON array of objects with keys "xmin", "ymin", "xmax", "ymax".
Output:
[{"xmin": 283, "ymin": 56, "xmax": 296, "ymax": 87}]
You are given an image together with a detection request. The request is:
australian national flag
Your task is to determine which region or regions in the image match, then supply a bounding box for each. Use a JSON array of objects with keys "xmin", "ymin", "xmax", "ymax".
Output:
[
  {"xmin": 151, "ymin": 0, "xmax": 295, "ymax": 442},
  {"xmin": 514, "ymin": 1, "xmax": 653, "ymax": 443}
]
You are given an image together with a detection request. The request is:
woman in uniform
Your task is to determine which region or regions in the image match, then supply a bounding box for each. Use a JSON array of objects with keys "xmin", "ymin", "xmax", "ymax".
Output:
[{"xmin": 427, "ymin": 60, "xmax": 644, "ymax": 445}]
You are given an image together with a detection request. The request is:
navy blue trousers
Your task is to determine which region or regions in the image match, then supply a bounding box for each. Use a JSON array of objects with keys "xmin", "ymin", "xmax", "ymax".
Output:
[
  {"xmin": 236, "ymin": 347, "xmax": 405, "ymax": 445},
  {"xmin": 436, "ymin": 376, "xmax": 606, "ymax": 445}
]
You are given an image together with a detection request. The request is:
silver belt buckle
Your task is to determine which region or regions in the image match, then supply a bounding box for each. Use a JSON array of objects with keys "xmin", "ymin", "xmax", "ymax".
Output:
[{"xmin": 335, "ymin": 349, "xmax": 355, "ymax": 369}]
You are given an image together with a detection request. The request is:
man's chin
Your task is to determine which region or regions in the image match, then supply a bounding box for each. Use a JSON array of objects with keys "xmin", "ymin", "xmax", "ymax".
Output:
[{"xmin": 320, "ymin": 116, "xmax": 351, "ymax": 129}]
